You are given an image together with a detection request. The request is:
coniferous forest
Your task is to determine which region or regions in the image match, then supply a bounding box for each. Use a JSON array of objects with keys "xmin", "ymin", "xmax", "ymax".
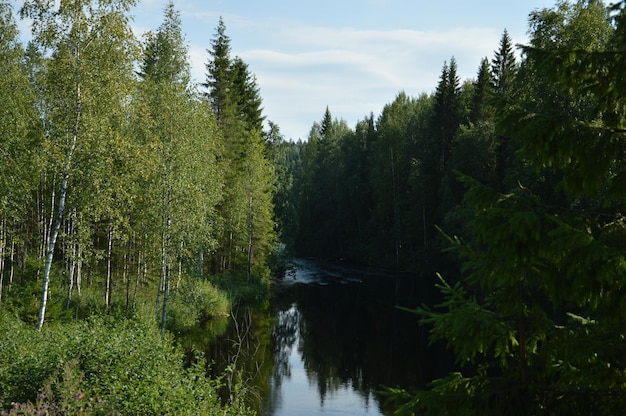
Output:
[{"xmin": 2, "ymin": 0, "xmax": 626, "ymax": 414}]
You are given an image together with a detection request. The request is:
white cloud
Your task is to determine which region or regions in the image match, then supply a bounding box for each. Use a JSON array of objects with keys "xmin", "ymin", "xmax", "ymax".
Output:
[{"xmin": 182, "ymin": 15, "xmax": 503, "ymax": 139}]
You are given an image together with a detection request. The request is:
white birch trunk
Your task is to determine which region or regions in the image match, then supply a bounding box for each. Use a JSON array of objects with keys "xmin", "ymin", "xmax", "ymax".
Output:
[
  {"xmin": 0, "ymin": 218, "xmax": 6, "ymax": 304},
  {"xmin": 105, "ymin": 225, "xmax": 113, "ymax": 307},
  {"xmin": 160, "ymin": 215, "xmax": 171, "ymax": 338},
  {"xmin": 36, "ymin": 46, "xmax": 81, "ymax": 331},
  {"xmin": 8, "ymin": 237, "xmax": 15, "ymax": 293},
  {"xmin": 37, "ymin": 165, "xmax": 72, "ymax": 330}
]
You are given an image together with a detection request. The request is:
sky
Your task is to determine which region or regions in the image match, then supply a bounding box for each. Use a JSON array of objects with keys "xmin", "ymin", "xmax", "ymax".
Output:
[{"xmin": 17, "ymin": 0, "xmax": 558, "ymax": 140}]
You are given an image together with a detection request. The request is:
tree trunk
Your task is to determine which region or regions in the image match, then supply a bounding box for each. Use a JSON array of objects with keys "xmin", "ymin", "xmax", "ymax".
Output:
[
  {"xmin": 36, "ymin": 45, "xmax": 80, "ymax": 331},
  {"xmin": 105, "ymin": 225, "xmax": 113, "ymax": 308},
  {"xmin": 155, "ymin": 229, "xmax": 166, "ymax": 316},
  {"xmin": 176, "ymin": 241, "xmax": 183, "ymax": 288},
  {"xmin": 161, "ymin": 260, "xmax": 170, "ymax": 339},
  {"xmin": 8, "ymin": 237, "xmax": 14, "ymax": 293},
  {"xmin": 37, "ymin": 165, "xmax": 72, "ymax": 330},
  {"xmin": 247, "ymin": 195, "xmax": 253, "ymax": 282},
  {"xmin": 125, "ymin": 242, "xmax": 131, "ymax": 311},
  {"xmin": 65, "ymin": 210, "xmax": 75, "ymax": 309},
  {"xmin": 76, "ymin": 245, "xmax": 82, "ymax": 296},
  {"xmin": 197, "ymin": 247, "xmax": 204, "ymax": 277},
  {"xmin": 160, "ymin": 215, "xmax": 171, "ymax": 338},
  {"xmin": 0, "ymin": 218, "xmax": 5, "ymax": 305}
]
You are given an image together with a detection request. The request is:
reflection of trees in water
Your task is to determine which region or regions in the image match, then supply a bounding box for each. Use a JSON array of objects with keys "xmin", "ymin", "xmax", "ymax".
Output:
[
  {"xmin": 297, "ymin": 283, "xmax": 381, "ymax": 406},
  {"xmin": 290, "ymin": 276, "xmax": 451, "ymax": 413},
  {"xmin": 200, "ymin": 266, "xmax": 454, "ymax": 415},
  {"xmin": 271, "ymin": 304, "xmax": 300, "ymax": 380},
  {"xmin": 198, "ymin": 305, "xmax": 276, "ymax": 411},
  {"xmin": 262, "ymin": 304, "xmax": 300, "ymax": 415}
]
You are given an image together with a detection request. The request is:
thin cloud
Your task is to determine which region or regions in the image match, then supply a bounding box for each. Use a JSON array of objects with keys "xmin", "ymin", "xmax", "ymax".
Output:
[{"xmin": 182, "ymin": 14, "xmax": 504, "ymax": 139}]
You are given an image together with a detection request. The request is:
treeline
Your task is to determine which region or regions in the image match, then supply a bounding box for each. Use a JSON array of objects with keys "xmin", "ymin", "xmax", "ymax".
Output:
[
  {"xmin": 0, "ymin": 0, "xmax": 276, "ymax": 330},
  {"xmin": 276, "ymin": 0, "xmax": 626, "ymax": 413},
  {"xmin": 276, "ymin": 31, "xmax": 518, "ymax": 272}
]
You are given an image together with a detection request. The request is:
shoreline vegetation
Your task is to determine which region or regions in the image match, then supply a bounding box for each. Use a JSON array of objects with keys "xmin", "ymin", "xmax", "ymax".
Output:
[{"xmin": 0, "ymin": 274, "xmax": 266, "ymax": 416}]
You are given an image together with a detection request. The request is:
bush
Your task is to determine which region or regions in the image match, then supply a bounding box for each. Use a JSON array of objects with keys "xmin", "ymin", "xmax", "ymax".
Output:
[
  {"xmin": 0, "ymin": 313, "xmax": 255, "ymax": 416},
  {"xmin": 166, "ymin": 278, "xmax": 230, "ymax": 333}
]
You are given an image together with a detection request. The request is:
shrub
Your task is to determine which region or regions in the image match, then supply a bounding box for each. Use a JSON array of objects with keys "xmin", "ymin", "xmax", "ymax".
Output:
[
  {"xmin": 0, "ymin": 313, "xmax": 255, "ymax": 415},
  {"xmin": 167, "ymin": 278, "xmax": 230, "ymax": 333}
]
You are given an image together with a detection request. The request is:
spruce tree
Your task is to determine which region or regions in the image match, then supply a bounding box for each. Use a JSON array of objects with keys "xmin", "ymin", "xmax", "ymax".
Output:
[
  {"xmin": 320, "ymin": 106, "xmax": 333, "ymax": 139},
  {"xmin": 204, "ymin": 17, "xmax": 234, "ymax": 128},
  {"xmin": 395, "ymin": 2, "xmax": 626, "ymax": 414},
  {"xmin": 491, "ymin": 29, "xmax": 517, "ymax": 97},
  {"xmin": 231, "ymin": 56, "xmax": 265, "ymax": 133},
  {"xmin": 203, "ymin": 18, "xmax": 275, "ymax": 278},
  {"xmin": 431, "ymin": 57, "xmax": 462, "ymax": 170},
  {"xmin": 470, "ymin": 57, "xmax": 493, "ymax": 123}
]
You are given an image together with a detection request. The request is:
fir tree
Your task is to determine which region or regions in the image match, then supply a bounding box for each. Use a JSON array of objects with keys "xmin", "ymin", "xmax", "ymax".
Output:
[
  {"xmin": 320, "ymin": 106, "xmax": 333, "ymax": 139},
  {"xmin": 431, "ymin": 57, "xmax": 462, "ymax": 170}
]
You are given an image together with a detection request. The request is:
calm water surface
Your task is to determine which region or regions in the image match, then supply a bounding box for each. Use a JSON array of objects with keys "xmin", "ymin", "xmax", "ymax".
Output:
[{"xmin": 203, "ymin": 259, "xmax": 453, "ymax": 415}]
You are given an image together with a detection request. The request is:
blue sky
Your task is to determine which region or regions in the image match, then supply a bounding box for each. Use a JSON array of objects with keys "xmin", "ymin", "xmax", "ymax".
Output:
[{"xmin": 19, "ymin": 0, "xmax": 558, "ymax": 140}]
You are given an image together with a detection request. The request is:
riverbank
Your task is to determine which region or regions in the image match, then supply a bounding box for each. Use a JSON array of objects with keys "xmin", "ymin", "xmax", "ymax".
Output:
[
  {"xmin": 0, "ymin": 273, "xmax": 266, "ymax": 415},
  {"xmin": 0, "ymin": 310, "xmax": 255, "ymax": 416}
]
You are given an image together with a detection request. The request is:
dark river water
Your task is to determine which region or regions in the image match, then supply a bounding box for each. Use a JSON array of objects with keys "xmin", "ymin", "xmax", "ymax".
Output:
[{"xmin": 194, "ymin": 258, "xmax": 454, "ymax": 415}]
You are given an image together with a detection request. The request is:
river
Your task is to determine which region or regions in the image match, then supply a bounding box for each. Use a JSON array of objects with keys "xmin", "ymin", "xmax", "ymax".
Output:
[{"xmin": 197, "ymin": 258, "xmax": 454, "ymax": 415}]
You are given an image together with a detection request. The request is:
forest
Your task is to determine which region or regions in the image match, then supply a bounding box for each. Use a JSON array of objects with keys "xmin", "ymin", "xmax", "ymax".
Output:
[{"xmin": 2, "ymin": 0, "xmax": 626, "ymax": 414}]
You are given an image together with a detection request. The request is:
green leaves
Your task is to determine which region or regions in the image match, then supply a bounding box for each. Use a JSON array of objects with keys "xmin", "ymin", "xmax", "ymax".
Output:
[
  {"xmin": 417, "ymin": 274, "xmax": 518, "ymax": 366},
  {"xmin": 0, "ymin": 313, "xmax": 254, "ymax": 415},
  {"xmin": 405, "ymin": 2, "xmax": 626, "ymax": 414}
]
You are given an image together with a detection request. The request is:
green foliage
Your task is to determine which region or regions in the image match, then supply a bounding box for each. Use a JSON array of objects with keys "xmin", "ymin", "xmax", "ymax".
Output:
[
  {"xmin": 416, "ymin": 274, "xmax": 519, "ymax": 366},
  {"xmin": 0, "ymin": 313, "xmax": 255, "ymax": 415},
  {"xmin": 202, "ymin": 18, "xmax": 276, "ymax": 280},
  {"xmin": 166, "ymin": 277, "xmax": 230, "ymax": 333},
  {"xmin": 391, "ymin": 1, "xmax": 626, "ymax": 414}
]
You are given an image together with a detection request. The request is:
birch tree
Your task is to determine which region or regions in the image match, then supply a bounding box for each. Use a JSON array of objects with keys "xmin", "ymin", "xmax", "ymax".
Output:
[
  {"xmin": 20, "ymin": 0, "xmax": 137, "ymax": 330},
  {"xmin": 0, "ymin": 1, "xmax": 41, "ymax": 305},
  {"xmin": 137, "ymin": 2, "xmax": 222, "ymax": 335}
]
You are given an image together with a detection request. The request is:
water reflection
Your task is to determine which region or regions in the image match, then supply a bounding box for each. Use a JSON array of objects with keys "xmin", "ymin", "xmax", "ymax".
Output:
[
  {"xmin": 193, "ymin": 259, "xmax": 453, "ymax": 415},
  {"xmin": 264, "ymin": 303, "xmax": 383, "ymax": 415}
]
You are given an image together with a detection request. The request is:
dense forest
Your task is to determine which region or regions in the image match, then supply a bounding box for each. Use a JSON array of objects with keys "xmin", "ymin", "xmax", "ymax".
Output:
[
  {"xmin": 0, "ymin": 0, "xmax": 268, "ymax": 413},
  {"xmin": 2, "ymin": 0, "xmax": 626, "ymax": 414},
  {"xmin": 276, "ymin": 0, "xmax": 626, "ymax": 412}
]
